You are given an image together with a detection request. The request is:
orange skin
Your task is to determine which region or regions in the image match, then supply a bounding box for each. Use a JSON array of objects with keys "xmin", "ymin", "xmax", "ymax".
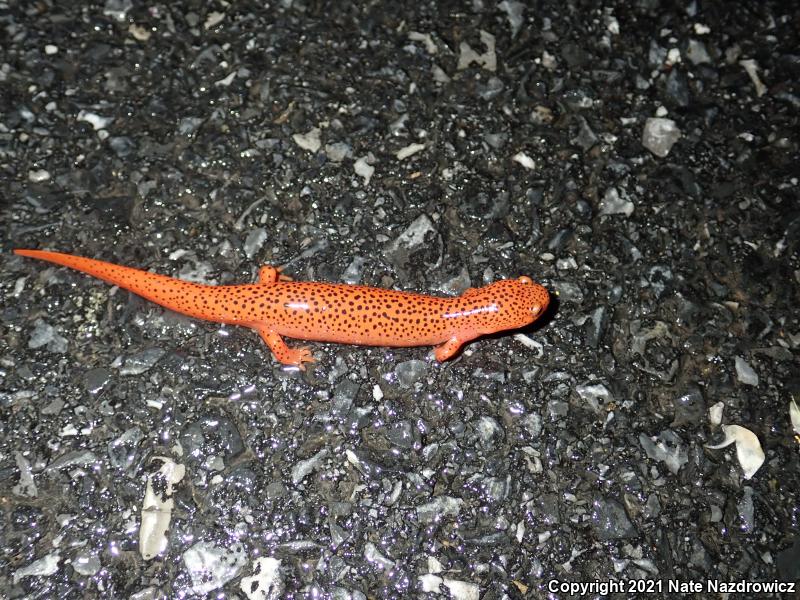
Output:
[{"xmin": 14, "ymin": 249, "xmax": 550, "ymax": 369}]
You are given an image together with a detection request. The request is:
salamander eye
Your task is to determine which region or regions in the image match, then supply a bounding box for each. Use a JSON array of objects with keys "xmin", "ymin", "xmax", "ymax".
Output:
[{"xmin": 518, "ymin": 276, "xmax": 533, "ymax": 285}]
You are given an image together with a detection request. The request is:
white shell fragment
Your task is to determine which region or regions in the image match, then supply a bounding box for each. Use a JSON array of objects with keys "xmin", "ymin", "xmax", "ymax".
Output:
[
  {"xmin": 140, "ymin": 456, "xmax": 186, "ymax": 560},
  {"xmin": 706, "ymin": 425, "xmax": 765, "ymax": 480},
  {"xmin": 790, "ymin": 398, "xmax": 800, "ymax": 436}
]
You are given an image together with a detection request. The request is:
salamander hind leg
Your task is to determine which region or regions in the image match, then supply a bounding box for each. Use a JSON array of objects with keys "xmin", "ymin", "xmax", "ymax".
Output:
[
  {"xmin": 258, "ymin": 266, "xmax": 293, "ymax": 284},
  {"xmin": 434, "ymin": 336, "xmax": 465, "ymax": 362},
  {"xmin": 255, "ymin": 326, "xmax": 315, "ymax": 369}
]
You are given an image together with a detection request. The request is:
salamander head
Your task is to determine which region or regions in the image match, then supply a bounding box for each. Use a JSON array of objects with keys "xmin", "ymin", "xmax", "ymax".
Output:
[{"xmin": 463, "ymin": 276, "xmax": 550, "ymax": 334}]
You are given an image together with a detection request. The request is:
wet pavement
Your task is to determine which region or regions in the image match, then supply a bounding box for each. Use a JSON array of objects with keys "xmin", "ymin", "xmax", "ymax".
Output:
[{"xmin": 1, "ymin": 0, "xmax": 799, "ymax": 598}]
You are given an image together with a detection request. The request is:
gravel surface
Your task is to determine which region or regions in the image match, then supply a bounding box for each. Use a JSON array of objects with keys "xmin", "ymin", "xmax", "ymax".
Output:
[{"xmin": 2, "ymin": 1, "xmax": 799, "ymax": 598}]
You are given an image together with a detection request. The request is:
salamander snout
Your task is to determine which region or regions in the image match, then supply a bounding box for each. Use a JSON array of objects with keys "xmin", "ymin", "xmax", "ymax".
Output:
[
  {"xmin": 513, "ymin": 276, "xmax": 550, "ymax": 326},
  {"xmin": 454, "ymin": 276, "xmax": 550, "ymax": 335}
]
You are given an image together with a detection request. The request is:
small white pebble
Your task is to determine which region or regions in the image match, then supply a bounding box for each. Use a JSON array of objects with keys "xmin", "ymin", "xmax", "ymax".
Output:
[
  {"xmin": 667, "ymin": 48, "xmax": 681, "ymax": 64},
  {"xmin": 292, "ymin": 128, "xmax": 321, "ymax": 153},
  {"xmin": 432, "ymin": 64, "xmax": 450, "ymax": 83},
  {"xmin": 734, "ymin": 356, "xmax": 759, "ymax": 386},
  {"xmin": 44, "ymin": 44, "xmax": 58, "ymax": 55},
  {"xmin": 642, "ymin": 117, "xmax": 681, "ymax": 158},
  {"xmin": 60, "ymin": 424, "xmax": 78, "ymax": 437},
  {"xmin": 427, "ymin": 556, "xmax": 444, "ymax": 574},
  {"xmin": 77, "ymin": 110, "xmax": 114, "ymax": 131},
  {"xmin": 13, "ymin": 552, "xmax": 61, "ymax": 584},
  {"xmin": 457, "ymin": 30, "xmax": 496, "ymax": 72},
  {"xmin": 28, "ymin": 169, "xmax": 51, "ymax": 182},
  {"xmin": 515, "ymin": 520, "xmax": 525, "ymax": 543},
  {"xmin": 709, "ymin": 402, "xmax": 724, "ymax": 427},
  {"xmin": 599, "ymin": 187, "xmax": 634, "ymax": 216},
  {"xmin": 419, "ymin": 574, "xmax": 442, "ymax": 593},
  {"xmin": 128, "ymin": 23, "xmax": 152, "ymax": 41},
  {"xmin": 408, "ymin": 31, "xmax": 437, "ymax": 55},
  {"xmin": 511, "ymin": 152, "xmax": 535, "ymax": 170},
  {"xmin": 354, "ymin": 155, "xmax": 375, "ymax": 185},
  {"xmin": 789, "ymin": 399, "xmax": 800, "ymax": 435},
  {"xmin": 556, "ymin": 257, "xmax": 577, "ymax": 270},
  {"xmin": 204, "ymin": 11, "xmax": 225, "ymax": 29},
  {"xmin": 240, "ymin": 557, "xmax": 283, "ymax": 600},
  {"xmin": 443, "ymin": 579, "xmax": 480, "ymax": 600},
  {"xmin": 693, "ymin": 23, "xmax": 711, "ymax": 35},
  {"xmin": 541, "ymin": 50, "xmax": 557, "ymax": 70},
  {"xmin": 215, "ymin": 71, "xmax": 236, "ymax": 87},
  {"xmin": 396, "ymin": 143, "xmax": 426, "ymax": 160},
  {"xmin": 13, "ymin": 277, "xmax": 27, "ymax": 297},
  {"xmin": 739, "ymin": 59, "xmax": 767, "ymax": 97}
]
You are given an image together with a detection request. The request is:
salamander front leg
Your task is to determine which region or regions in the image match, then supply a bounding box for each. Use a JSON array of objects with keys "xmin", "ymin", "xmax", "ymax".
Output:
[
  {"xmin": 258, "ymin": 266, "xmax": 293, "ymax": 284},
  {"xmin": 434, "ymin": 336, "xmax": 465, "ymax": 362},
  {"xmin": 255, "ymin": 326, "xmax": 315, "ymax": 369}
]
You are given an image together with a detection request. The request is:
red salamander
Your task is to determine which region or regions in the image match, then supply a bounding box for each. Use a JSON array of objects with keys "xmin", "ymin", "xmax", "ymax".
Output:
[{"xmin": 14, "ymin": 249, "xmax": 550, "ymax": 368}]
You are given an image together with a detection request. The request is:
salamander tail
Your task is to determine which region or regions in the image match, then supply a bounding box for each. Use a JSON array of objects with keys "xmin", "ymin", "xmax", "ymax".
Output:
[{"xmin": 14, "ymin": 249, "xmax": 235, "ymax": 324}]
